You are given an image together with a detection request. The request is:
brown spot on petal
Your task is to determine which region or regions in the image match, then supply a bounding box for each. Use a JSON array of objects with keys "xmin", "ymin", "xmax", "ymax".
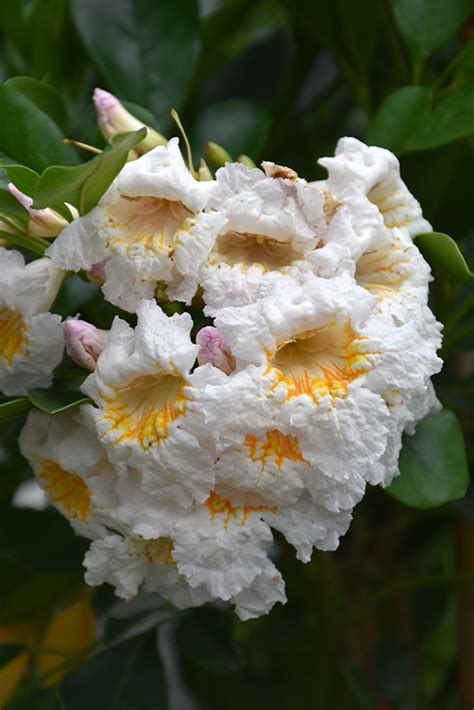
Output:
[
  {"xmin": 262, "ymin": 161, "xmax": 299, "ymax": 180},
  {"xmin": 323, "ymin": 191, "xmax": 342, "ymax": 223}
]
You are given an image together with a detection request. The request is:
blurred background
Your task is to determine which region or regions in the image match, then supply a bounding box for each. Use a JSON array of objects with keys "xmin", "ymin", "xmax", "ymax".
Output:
[{"xmin": 1, "ymin": 0, "xmax": 474, "ymax": 708}]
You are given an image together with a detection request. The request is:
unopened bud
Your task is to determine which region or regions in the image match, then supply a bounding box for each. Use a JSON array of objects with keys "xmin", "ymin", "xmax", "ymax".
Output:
[
  {"xmin": 87, "ymin": 259, "xmax": 108, "ymax": 285},
  {"xmin": 198, "ymin": 159, "xmax": 213, "ymax": 182},
  {"xmin": 64, "ymin": 319, "xmax": 109, "ymax": 371},
  {"xmin": 238, "ymin": 154, "xmax": 256, "ymax": 169},
  {"xmin": 7, "ymin": 183, "xmax": 73, "ymax": 238},
  {"xmin": 196, "ymin": 326, "xmax": 235, "ymax": 375},
  {"xmin": 93, "ymin": 88, "xmax": 167, "ymax": 155},
  {"xmin": 205, "ymin": 142, "xmax": 232, "ymax": 169}
]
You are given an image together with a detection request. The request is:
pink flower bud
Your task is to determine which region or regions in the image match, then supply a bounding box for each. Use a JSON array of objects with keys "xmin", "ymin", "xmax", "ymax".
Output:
[
  {"xmin": 7, "ymin": 183, "xmax": 71, "ymax": 238},
  {"xmin": 87, "ymin": 259, "xmax": 108, "ymax": 285},
  {"xmin": 93, "ymin": 88, "xmax": 167, "ymax": 154},
  {"xmin": 64, "ymin": 319, "xmax": 109, "ymax": 371},
  {"xmin": 196, "ymin": 326, "xmax": 235, "ymax": 375}
]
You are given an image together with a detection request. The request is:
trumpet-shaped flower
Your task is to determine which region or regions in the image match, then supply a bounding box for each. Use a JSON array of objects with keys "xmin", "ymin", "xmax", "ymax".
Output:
[
  {"xmin": 47, "ymin": 139, "xmax": 227, "ymax": 312},
  {"xmin": 319, "ymin": 137, "xmax": 431, "ymax": 237},
  {"xmin": 17, "ymin": 130, "xmax": 444, "ymax": 621},
  {"xmin": 212, "ymin": 273, "xmax": 441, "ymax": 485},
  {"xmin": 0, "ymin": 249, "xmax": 64, "ymax": 395},
  {"xmin": 200, "ymin": 162, "xmax": 329, "ymax": 313},
  {"xmin": 19, "ymin": 409, "xmax": 119, "ymax": 538},
  {"xmin": 80, "ymin": 299, "xmax": 214, "ymax": 507}
]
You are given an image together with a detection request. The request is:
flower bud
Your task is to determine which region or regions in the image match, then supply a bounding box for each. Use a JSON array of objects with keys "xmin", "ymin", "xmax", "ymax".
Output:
[
  {"xmin": 198, "ymin": 159, "xmax": 213, "ymax": 182},
  {"xmin": 93, "ymin": 88, "xmax": 167, "ymax": 155},
  {"xmin": 7, "ymin": 183, "xmax": 71, "ymax": 238},
  {"xmin": 87, "ymin": 259, "xmax": 108, "ymax": 285},
  {"xmin": 205, "ymin": 142, "xmax": 232, "ymax": 169},
  {"xmin": 196, "ymin": 326, "xmax": 235, "ymax": 375},
  {"xmin": 238, "ymin": 154, "xmax": 256, "ymax": 169},
  {"xmin": 64, "ymin": 319, "xmax": 109, "ymax": 371}
]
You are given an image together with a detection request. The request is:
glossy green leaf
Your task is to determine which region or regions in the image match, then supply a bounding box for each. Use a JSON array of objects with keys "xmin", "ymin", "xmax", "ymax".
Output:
[
  {"xmin": 192, "ymin": 99, "xmax": 272, "ymax": 164},
  {"xmin": 4, "ymin": 164, "xmax": 40, "ymax": 196},
  {"xmin": 392, "ymin": 0, "xmax": 472, "ymax": 71},
  {"xmin": 33, "ymin": 128, "xmax": 146, "ymax": 215},
  {"xmin": 70, "ymin": 0, "xmax": 200, "ymax": 128},
  {"xmin": 366, "ymin": 86, "xmax": 432, "ymax": 153},
  {"xmin": 60, "ymin": 631, "xmax": 167, "ymax": 710},
  {"xmin": 27, "ymin": 389, "xmax": 91, "ymax": 415},
  {"xmin": 0, "ymin": 397, "xmax": 31, "ymax": 423},
  {"xmin": 367, "ymin": 85, "xmax": 474, "ymax": 153},
  {"xmin": 0, "ymin": 83, "xmax": 78, "ymax": 172},
  {"xmin": 0, "ymin": 644, "xmax": 26, "ymax": 666},
  {"xmin": 414, "ymin": 231, "xmax": 474, "ymax": 284},
  {"xmin": 418, "ymin": 86, "xmax": 474, "ymax": 150},
  {"xmin": 0, "ymin": 187, "xmax": 28, "ymax": 223},
  {"xmin": 387, "ymin": 409, "xmax": 469, "ymax": 509},
  {"xmin": 5, "ymin": 76, "xmax": 67, "ymax": 129}
]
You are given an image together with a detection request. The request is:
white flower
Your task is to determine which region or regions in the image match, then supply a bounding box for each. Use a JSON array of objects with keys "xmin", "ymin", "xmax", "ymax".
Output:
[
  {"xmin": 212, "ymin": 272, "xmax": 441, "ymax": 487},
  {"xmin": 47, "ymin": 138, "xmax": 226, "ymax": 312},
  {"xmin": 0, "ymin": 249, "xmax": 64, "ymax": 395},
  {"xmin": 366, "ymin": 382, "xmax": 441, "ymax": 487},
  {"xmin": 18, "ymin": 409, "xmax": 118, "ymax": 538},
  {"xmin": 16, "ymin": 138, "xmax": 444, "ymax": 621},
  {"xmin": 200, "ymin": 162, "xmax": 328, "ymax": 313},
  {"xmin": 319, "ymin": 137, "xmax": 432, "ymax": 237},
  {"xmin": 80, "ymin": 299, "xmax": 215, "ymax": 507}
]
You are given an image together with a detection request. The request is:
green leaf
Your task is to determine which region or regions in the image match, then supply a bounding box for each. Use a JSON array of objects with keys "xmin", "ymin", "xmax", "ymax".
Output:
[
  {"xmin": 0, "ymin": 228, "xmax": 48, "ymax": 255},
  {"xmin": 176, "ymin": 606, "xmax": 241, "ymax": 673},
  {"xmin": 366, "ymin": 86, "xmax": 432, "ymax": 153},
  {"xmin": 33, "ymin": 128, "xmax": 147, "ymax": 215},
  {"xmin": 192, "ymin": 99, "xmax": 272, "ymax": 163},
  {"xmin": 28, "ymin": 389, "xmax": 91, "ymax": 415},
  {"xmin": 387, "ymin": 409, "xmax": 469, "ymax": 509},
  {"xmin": 59, "ymin": 631, "xmax": 167, "ymax": 710},
  {"xmin": 0, "ymin": 83, "xmax": 78, "ymax": 172},
  {"xmin": 70, "ymin": 0, "xmax": 200, "ymax": 129},
  {"xmin": 367, "ymin": 84, "xmax": 474, "ymax": 153},
  {"xmin": 392, "ymin": 0, "xmax": 472, "ymax": 72},
  {"xmin": 414, "ymin": 231, "xmax": 474, "ymax": 284},
  {"xmin": 5, "ymin": 76, "xmax": 67, "ymax": 130},
  {"xmin": 418, "ymin": 85, "xmax": 474, "ymax": 150},
  {"xmin": 0, "ymin": 397, "xmax": 31, "ymax": 423},
  {"xmin": 5, "ymin": 164, "xmax": 40, "ymax": 196},
  {"xmin": 0, "ymin": 187, "xmax": 28, "ymax": 224},
  {"xmin": 0, "ymin": 643, "xmax": 25, "ymax": 666}
]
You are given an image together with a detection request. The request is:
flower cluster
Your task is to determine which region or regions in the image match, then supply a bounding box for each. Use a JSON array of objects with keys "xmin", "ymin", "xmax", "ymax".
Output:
[{"xmin": 6, "ymin": 95, "xmax": 442, "ymax": 619}]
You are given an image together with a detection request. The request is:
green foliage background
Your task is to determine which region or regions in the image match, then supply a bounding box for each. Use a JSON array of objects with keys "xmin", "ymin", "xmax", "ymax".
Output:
[{"xmin": 1, "ymin": 0, "xmax": 474, "ymax": 707}]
